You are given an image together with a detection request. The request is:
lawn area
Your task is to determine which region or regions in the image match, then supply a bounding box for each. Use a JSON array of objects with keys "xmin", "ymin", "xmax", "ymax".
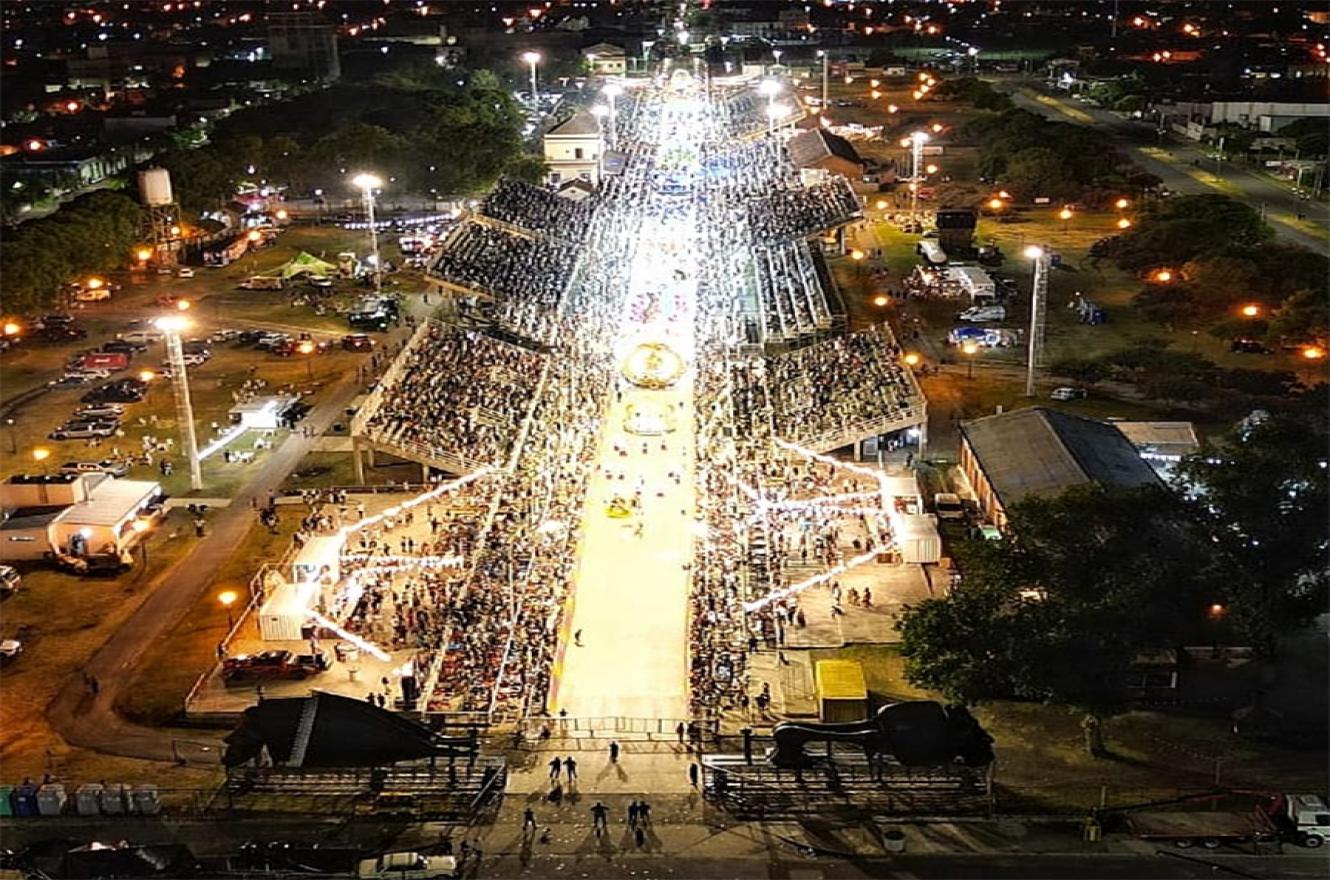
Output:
[
  {"xmin": 280, "ymin": 448, "xmax": 419, "ymax": 492},
  {"xmin": 803, "ymin": 644, "xmax": 1326, "ymax": 812},
  {"xmin": 114, "ymin": 516, "xmax": 299, "ymax": 726},
  {"xmin": 0, "ymin": 508, "xmax": 222, "ymax": 789}
]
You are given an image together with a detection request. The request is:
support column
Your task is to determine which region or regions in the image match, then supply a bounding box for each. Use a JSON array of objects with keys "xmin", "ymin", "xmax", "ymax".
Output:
[
  {"xmin": 352, "ymin": 438, "xmax": 366, "ymax": 485},
  {"xmin": 366, "ymin": 445, "xmax": 377, "ymax": 468}
]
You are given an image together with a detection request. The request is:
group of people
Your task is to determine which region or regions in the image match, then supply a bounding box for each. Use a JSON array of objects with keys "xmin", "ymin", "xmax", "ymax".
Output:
[
  {"xmin": 363, "ymin": 324, "xmax": 546, "ymax": 469},
  {"xmin": 429, "ymin": 220, "xmax": 577, "ymax": 344},
  {"xmin": 478, "ymin": 177, "xmax": 598, "ymax": 243}
]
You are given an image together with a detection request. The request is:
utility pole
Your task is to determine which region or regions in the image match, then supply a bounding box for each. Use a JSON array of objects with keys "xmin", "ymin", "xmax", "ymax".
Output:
[
  {"xmin": 1215, "ymin": 135, "xmax": 1225, "ymax": 177},
  {"xmin": 1024, "ymin": 246, "xmax": 1050, "ymax": 398},
  {"xmin": 1110, "ymin": 0, "xmax": 1120, "ymax": 39},
  {"xmin": 820, "ymin": 50, "xmax": 829, "ymax": 114},
  {"xmin": 161, "ymin": 323, "xmax": 203, "ymax": 490}
]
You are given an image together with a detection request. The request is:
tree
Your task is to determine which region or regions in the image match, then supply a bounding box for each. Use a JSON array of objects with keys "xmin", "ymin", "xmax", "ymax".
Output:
[
  {"xmin": 898, "ymin": 485, "xmax": 1218, "ymax": 754},
  {"xmin": 1050, "ymin": 357, "xmax": 1109, "ymax": 386},
  {"xmin": 1174, "ymin": 412, "xmax": 1330, "ymax": 653},
  {"xmin": 1004, "ymin": 146, "xmax": 1076, "ymax": 199}
]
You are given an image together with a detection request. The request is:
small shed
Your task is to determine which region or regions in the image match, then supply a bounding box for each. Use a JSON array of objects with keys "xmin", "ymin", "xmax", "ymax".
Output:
[
  {"xmin": 815, "ymin": 659, "xmax": 869, "ymax": 723},
  {"xmin": 947, "ymin": 265, "xmax": 996, "ymax": 302},
  {"xmin": 895, "ymin": 513, "xmax": 941, "ymax": 564},
  {"xmin": 258, "ymin": 578, "xmax": 318, "ymax": 641},
  {"xmin": 229, "ymin": 395, "xmax": 298, "ymax": 430}
]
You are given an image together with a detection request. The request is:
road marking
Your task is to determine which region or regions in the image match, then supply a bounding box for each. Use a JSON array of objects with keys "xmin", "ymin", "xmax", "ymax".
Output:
[{"xmin": 1020, "ymin": 89, "xmax": 1094, "ymax": 123}]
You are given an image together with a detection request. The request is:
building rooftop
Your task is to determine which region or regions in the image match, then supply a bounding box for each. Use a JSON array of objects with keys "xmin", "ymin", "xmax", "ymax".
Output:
[
  {"xmin": 961, "ymin": 408, "xmax": 1161, "ymax": 510},
  {"xmin": 546, "ymin": 108, "xmax": 601, "ymax": 138},
  {"xmin": 787, "ymin": 128, "xmax": 863, "ymax": 170},
  {"xmin": 56, "ymin": 478, "xmax": 161, "ymax": 527}
]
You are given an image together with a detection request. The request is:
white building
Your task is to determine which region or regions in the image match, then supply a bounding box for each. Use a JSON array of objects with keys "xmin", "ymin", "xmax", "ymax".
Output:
[
  {"xmin": 581, "ymin": 43, "xmax": 627, "ymax": 76},
  {"xmin": 0, "ymin": 474, "xmax": 164, "ymax": 562},
  {"xmin": 543, "ymin": 109, "xmax": 603, "ymax": 186}
]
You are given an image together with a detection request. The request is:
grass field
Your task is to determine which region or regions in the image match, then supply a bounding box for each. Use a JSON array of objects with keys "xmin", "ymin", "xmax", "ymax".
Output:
[
  {"xmin": 0, "ymin": 508, "xmax": 222, "ymax": 787},
  {"xmin": 806, "ymin": 643, "xmax": 1325, "ymax": 810}
]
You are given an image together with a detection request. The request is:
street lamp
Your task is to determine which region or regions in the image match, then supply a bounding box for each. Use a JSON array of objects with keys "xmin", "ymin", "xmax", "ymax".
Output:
[
  {"xmin": 297, "ymin": 340, "xmax": 316, "ymax": 380},
  {"xmin": 601, "ymin": 82, "xmax": 622, "ymax": 144},
  {"xmin": 32, "ymin": 447, "xmax": 51, "ymax": 473},
  {"xmin": 350, "ymin": 173, "xmax": 384, "ymax": 298},
  {"xmin": 1114, "ymin": 197, "xmax": 1130, "ymax": 210},
  {"xmin": 1240, "ymin": 303, "xmax": 1262, "ymax": 318},
  {"xmin": 961, "ymin": 342, "xmax": 979, "ymax": 379},
  {"xmin": 1117, "ymin": 217, "xmax": 1132, "ymax": 229},
  {"xmin": 908, "ymin": 131, "xmax": 930, "ymax": 220},
  {"xmin": 218, "ymin": 590, "xmax": 238, "ymax": 628},
  {"xmin": 873, "ymin": 294, "xmax": 889, "ymax": 307},
  {"xmin": 904, "ymin": 352, "xmax": 921, "ymax": 367},
  {"xmin": 1023, "ymin": 245, "xmax": 1050, "ymax": 397},
  {"xmin": 154, "ymin": 313, "xmax": 203, "ymax": 491},
  {"xmin": 816, "ymin": 49, "xmax": 829, "ymax": 112},
  {"xmin": 521, "ymin": 50, "xmax": 542, "ymax": 107}
]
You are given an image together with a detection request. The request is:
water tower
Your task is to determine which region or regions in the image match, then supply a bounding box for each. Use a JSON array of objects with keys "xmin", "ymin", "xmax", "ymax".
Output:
[{"xmin": 138, "ymin": 167, "xmax": 182, "ymax": 264}]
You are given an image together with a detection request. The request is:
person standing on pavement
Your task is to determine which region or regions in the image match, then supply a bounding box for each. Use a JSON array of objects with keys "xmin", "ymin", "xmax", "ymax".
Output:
[
  {"xmin": 689, "ymin": 762, "xmax": 700, "ymax": 787},
  {"xmin": 609, "ymin": 740, "xmax": 620, "ymax": 763},
  {"xmin": 590, "ymin": 801, "xmax": 609, "ymax": 835}
]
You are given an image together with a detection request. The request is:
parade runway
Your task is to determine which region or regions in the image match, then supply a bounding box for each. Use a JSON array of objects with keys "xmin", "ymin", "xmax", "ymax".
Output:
[{"xmin": 554, "ymin": 211, "xmax": 698, "ymax": 721}]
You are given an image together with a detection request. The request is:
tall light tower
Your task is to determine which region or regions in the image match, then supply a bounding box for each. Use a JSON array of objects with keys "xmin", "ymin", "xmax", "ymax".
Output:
[
  {"xmin": 350, "ymin": 173, "xmax": 384, "ymax": 298},
  {"xmin": 521, "ymin": 50, "xmax": 542, "ymax": 107},
  {"xmin": 817, "ymin": 49, "xmax": 829, "ymax": 113},
  {"xmin": 601, "ymin": 82, "xmax": 622, "ymax": 145},
  {"xmin": 154, "ymin": 312, "xmax": 203, "ymax": 490},
  {"xmin": 1023, "ymin": 245, "xmax": 1050, "ymax": 397},
  {"xmin": 908, "ymin": 130, "xmax": 930, "ymax": 221}
]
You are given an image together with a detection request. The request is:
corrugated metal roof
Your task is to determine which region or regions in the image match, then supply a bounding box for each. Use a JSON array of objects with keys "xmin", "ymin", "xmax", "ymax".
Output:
[
  {"xmin": 546, "ymin": 108, "xmax": 601, "ymax": 137},
  {"xmin": 960, "ymin": 408, "xmax": 1160, "ymax": 509},
  {"xmin": 1112, "ymin": 421, "xmax": 1200, "ymax": 455},
  {"xmin": 787, "ymin": 129, "xmax": 862, "ymax": 169},
  {"xmin": 55, "ymin": 478, "xmax": 161, "ymax": 527},
  {"xmin": 815, "ymin": 660, "xmax": 867, "ymax": 701}
]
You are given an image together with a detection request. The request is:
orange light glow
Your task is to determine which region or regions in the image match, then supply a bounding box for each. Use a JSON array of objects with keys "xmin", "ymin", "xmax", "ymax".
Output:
[
  {"xmin": 1240, "ymin": 304, "xmax": 1262, "ymax": 318},
  {"xmin": 1302, "ymin": 346, "xmax": 1326, "ymax": 361}
]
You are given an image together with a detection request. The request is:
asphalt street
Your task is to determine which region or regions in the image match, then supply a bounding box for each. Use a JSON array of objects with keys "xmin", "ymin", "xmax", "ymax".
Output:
[{"xmin": 994, "ymin": 80, "xmax": 1330, "ymax": 253}]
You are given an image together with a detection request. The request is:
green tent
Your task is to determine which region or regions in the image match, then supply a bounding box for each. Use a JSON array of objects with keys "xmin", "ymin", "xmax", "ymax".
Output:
[{"xmin": 276, "ymin": 251, "xmax": 339, "ymax": 279}]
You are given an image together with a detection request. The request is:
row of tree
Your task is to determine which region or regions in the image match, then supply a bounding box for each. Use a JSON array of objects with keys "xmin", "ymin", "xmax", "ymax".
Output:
[
  {"xmin": 158, "ymin": 62, "xmax": 542, "ymax": 213},
  {"xmin": 960, "ymin": 106, "xmax": 1159, "ymax": 202},
  {"xmin": 1, "ymin": 190, "xmax": 144, "ymax": 313},
  {"xmin": 898, "ymin": 405, "xmax": 1328, "ymax": 745},
  {"xmin": 1091, "ymin": 194, "xmax": 1330, "ymax": 346}
]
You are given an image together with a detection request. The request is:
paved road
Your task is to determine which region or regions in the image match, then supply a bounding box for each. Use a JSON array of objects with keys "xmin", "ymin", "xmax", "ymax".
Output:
[
  {"xmin": 996, "ymin": 81, "xmax": 1330, "ymax": 252},
  {"xmin": 45, "ymin": 309, "xmax": 426, "ymax": 763}
]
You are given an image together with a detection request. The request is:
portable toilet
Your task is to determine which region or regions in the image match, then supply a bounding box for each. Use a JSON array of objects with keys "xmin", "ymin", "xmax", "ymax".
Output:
[
  {"xmin": 36, "ymin": 783, "xmax": 67, "ymax": 816},
  {"xmin": 814, "ymin": 660, "xmax": 869, "ymax": 723},
  {"xmin": 131, "ymin": 785, "xmax": 161, "ymax": 816},
  {"xmin": 99, "ymin": 783, "xmax": 127, "ymax": 815},
  {"xmin": 75, "ymin": 783, "xmax": 104, "ymax": 816},
  {"xmin": 0, "ymin": 785, "xmax": 12, "ymax": 817},
  {"xmin": 13, "ymin": 781, "xmax": 39, "ymax": 817}
]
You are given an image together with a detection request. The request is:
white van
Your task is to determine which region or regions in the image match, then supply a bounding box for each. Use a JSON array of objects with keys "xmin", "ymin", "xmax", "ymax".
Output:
[
  {"xmin": 956, "ymin": 305, "xmax": 1006, "ymax": 323},
  {"xmin": 933, "ymin": 493, "xmax": 966, "ymax": 521}
]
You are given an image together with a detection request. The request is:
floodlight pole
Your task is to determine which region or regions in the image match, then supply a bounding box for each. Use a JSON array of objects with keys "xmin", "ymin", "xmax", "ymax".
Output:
[
  {"xmin": 164, "ymin": 330, "xmax": 203, "ymax": 490},
  {"xmin": 1025, "ymin": 249, "xmax": 1050, "ymax": 397}
]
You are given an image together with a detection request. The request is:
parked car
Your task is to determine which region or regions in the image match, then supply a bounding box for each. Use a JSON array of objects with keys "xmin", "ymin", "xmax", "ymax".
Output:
[
  {"xmin": 38, "ymin": 324, "xmax": 88, "ymax": 342},
  {"xmin": 176, "ymin": 267, "xmax": 195, "ymax": 278},
  {"xmin": 74, "ymin": 404, "xmax": 126, "ymax": 420},
  {"xmin": 61, "ymin": 460, "xmax": 131, "ymax": 478},
  {"xmin": 49, "ymin": 420, "xmax": 118, "ymax": 440},
  {"xmin": 933, "ymin": 492, "xmax": 966, "ymax": 521},
  {"xmin": 80, "ymin": 379, "xmax": 146, "ymax": 404},
  {"xmin": 73, "ymin": 287, "xmax": 112, "ymax": 303},
  {"xmin": 357, "ymin": 851, "xmax": 457, "ymax": 880},
  {"xmin": 222, "ymin": 650, "xmax": 328, "ymax": 683},
  {"xmin": 1050, "ymin": 386, "xmax": 1088, "ymax": 401},
  {"xmin": 0, "ymin": 639, "xmax": 21, "ymax": 666},
  {"xmin": 55, "ymin": 553, "xmax": 131, "ymax": 577},
  {"xmin": 309, "ymin": 276, "xmax": 335, "ymax": 289},
  {"xmin": 1230, "ymin": 337, "xmax": 1272, "ymax": 355},
  {"xmin": 182, "ymin": 339, "xmax": 213, "ymax": 356},
  {"xmin": 0, "ymin": 565, "xmax": 20, "ymax": 598},
  {"xmin": 955, "ymin": 305, "xmax": 1007, "ymax": 323},
  {"xmin": 118, "ymin": 330, "xmax": 162, "ymax": 347},
  {"xmin": 341, "ymin": 334, "xmax": 375, "ymax": 352},
  {"xmin": 48, "ymin": 374, "xmax": 94, "ymax": 389},
  {"xmin": 101, "ymin": 339, "xmax": 144, "ymax": 356}
]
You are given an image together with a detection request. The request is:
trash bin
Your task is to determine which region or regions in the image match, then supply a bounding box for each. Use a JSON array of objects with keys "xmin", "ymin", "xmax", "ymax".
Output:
[
  {"xmin": 36, "ymin": 784, "xmax": 67, "ymax": 817},
  {"xmin": 76, "ymin": 784, "xmax": 104, "ymax": 816},
  {"xmin": 100, "ymin": 783, "xmax": 127, "ymax": 815},
  {"xmin": 0, "ymin": 785, "xmax": 13, "ymax": 817},
  {"xmin": 882, "ymin": 827, "xmax": 906, "ymax": 853},
  {"xmin": 13, "ymin": 782, "xmax": 38, "ymax": 817},
  {"xmin": 132, "ymin": 785, "xmax": 161, "ymax": 816}
]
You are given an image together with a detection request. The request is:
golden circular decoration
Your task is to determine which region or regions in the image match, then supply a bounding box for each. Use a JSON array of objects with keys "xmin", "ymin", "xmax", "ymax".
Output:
[{"xmin": 622, "ymin": 341, "xmax": 685, "ymax": 389}]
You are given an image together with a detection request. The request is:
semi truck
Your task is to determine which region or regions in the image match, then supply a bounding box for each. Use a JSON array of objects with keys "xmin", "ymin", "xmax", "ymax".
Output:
[{"xmin": 1109, "ymin": 790, "xmax": 1329, "ymax": 849}]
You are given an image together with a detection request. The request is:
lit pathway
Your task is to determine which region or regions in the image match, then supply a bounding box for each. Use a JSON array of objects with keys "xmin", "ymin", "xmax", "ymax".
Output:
[{"xmin": 553, "ymin": 210, "xmax": 699, "ymax": 721}]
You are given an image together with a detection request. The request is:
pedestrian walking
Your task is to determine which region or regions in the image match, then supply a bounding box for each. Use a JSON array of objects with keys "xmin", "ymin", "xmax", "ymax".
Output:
[
  {"xmin": 523, "ymin": 807, "xmax": 537, "ymax": 833},
  {"xmin": 590, "ymin": 801, "xmax": 608, "ymax": 835},
  {"xmin": 563, "ymin": 755, "xmax": 577, "ymax": 780},
  {"xmin": 574, "ymin": 629, "xmax": 583, "ymax": 646},
  {"xmin": 609, "ymin": 740, "xmax": 620, "ymax": 763},
  {"xmin": 627, "ymin": 801, "xmax": 639, "ymax": 827},
  {"xmin": 548, "ymin": 757, "xmax": 561, "ymax": 781},
  {"xmin": 689, "ymin": 763, "xmax": 700, "ymax": 787},
  {"xmin": 676, "ymin": 722, "xmax": 685, "ymax": 743},
  {"xmin": 640, "ymin": 800, "xmax": 652, "ymax": 824}
]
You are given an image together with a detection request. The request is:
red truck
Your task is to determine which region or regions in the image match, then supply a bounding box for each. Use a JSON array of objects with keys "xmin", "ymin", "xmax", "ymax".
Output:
[{"xmin": 79, "ymin": 352, "xmax": 129, "ymax": 371}]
